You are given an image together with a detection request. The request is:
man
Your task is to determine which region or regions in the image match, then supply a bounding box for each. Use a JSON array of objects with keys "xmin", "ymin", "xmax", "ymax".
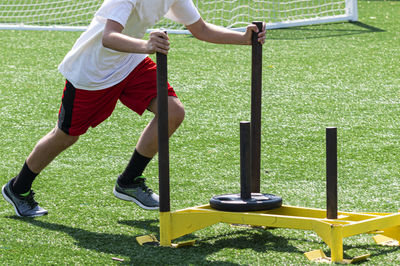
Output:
[{"xmin": 2, "ymin": 0, "xmax": 266, "ymax": 217}]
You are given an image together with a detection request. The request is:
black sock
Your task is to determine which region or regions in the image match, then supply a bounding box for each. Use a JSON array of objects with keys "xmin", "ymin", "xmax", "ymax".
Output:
[
  {"xmin": 12, "ymin": 162, "xmax": 39, "ymax": 195},
  {"xmin": 118, "ymin": 149, "xmax": 152, "ymax": 186}
]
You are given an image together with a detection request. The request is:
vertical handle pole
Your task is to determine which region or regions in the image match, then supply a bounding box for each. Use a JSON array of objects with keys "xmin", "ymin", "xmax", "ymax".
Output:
[
  {"xmin": 240, "ymin": 121, "xmax": 252, "ymax": 200},
  {"xmin": 251, "ymin": 21, "xmax": 263, "ymax": 193},
  {"xmin": 157, "ymin": 50, "xmax": 170, "ymax": 213},
  {"xmin": 326, "ymin": 127, "xmax": 338, "ymax": 219}
]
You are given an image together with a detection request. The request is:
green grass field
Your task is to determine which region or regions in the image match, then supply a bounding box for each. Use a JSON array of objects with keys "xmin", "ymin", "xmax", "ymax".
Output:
[{"xmin": 1, "ymin": 0, "xmax": 400, "ymax": 264}]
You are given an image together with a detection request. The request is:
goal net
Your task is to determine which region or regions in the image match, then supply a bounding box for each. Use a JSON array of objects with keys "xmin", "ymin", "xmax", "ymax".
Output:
[{"xmin": 0, "ymin": 0, "xmax": 358, "ymax": 32}]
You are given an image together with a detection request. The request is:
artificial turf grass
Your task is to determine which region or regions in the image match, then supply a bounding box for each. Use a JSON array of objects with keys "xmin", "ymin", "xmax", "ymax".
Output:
[{"xmin": 1, "ymin": 1, "xmax": 400, "ymax": 264}]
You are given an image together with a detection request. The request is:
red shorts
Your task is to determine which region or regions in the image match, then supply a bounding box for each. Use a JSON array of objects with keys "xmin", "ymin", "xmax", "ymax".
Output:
[{"xmin": 58, "ymin": 57, "xmax": 176, "ymax": 136}]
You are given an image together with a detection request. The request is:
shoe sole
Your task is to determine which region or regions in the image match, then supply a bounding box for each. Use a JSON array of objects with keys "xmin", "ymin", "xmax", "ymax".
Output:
[
  {"xmin": 2, "ymin": 185, "xmax": 23, "ymax": 217},
  {"xmin": 1, "ymin": 185, "xmax": 47, "ymax": 218},
  {"xmin": 113, "ymin": 188, "xmax": 159, "ymax": 211}
]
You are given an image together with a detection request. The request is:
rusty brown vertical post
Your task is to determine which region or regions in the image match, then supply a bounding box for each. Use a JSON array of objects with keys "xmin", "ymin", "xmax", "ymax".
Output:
[
  {"xmin": 326, "ymin": 127, "xmax": 338, "ymax": 219},
  {"xmin": 157, "ymin": 50, "xmax": 170, "ymax": 213},
  {"xmin": 251, "ymin": 21, "xmax": 263, "ymax": 193},
  {"xmin": 240, "ymin": 121, "xmax": 252, "ymax": 200}
]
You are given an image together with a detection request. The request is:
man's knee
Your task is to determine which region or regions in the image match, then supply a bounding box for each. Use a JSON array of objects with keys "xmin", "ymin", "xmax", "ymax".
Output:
[
  {"xmin": 168, "ymin": 100, "xmax": 185, "ymax": 128},
  {"xmin": 52, "ymin": 127, "xmax": 80, "ymax": 148}
]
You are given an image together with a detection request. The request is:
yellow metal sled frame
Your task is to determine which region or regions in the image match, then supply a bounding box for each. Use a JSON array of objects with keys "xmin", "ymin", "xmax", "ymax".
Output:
[{"xmin": 159, "ymin": 204, "xmax": 400, "ymax": 263}]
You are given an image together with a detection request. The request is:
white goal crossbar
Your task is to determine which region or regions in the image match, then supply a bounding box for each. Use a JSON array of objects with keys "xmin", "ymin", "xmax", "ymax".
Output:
[{"xmin": 0, "ymin": 0, "xmax": 358, "ymax": 33}]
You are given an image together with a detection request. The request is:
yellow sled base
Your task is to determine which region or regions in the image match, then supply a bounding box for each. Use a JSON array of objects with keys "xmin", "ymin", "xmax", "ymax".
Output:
[{"xmin": 154, "ymin": 204, "xmax": 400, "ymax": 263}]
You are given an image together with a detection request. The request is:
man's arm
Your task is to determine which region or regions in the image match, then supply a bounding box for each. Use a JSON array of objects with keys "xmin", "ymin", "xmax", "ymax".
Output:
[
  {"xmin": 186, "ymin": 18, "xmax": 266, "ymax": 45},
  {"xmin": 102, "ymin": 19, "xmax": 170, "ymax": 54}
]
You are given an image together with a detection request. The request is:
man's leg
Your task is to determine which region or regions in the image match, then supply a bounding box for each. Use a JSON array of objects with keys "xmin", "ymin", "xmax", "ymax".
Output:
[
  {"xmin": 13, "ymin": 127, "xmax": 79, "ymax": 192},
  {"xmin": 136, "ymin": 96, "xmax": 185, "ymax": 157},
  {"xmin": 2, "ymin": 127, "xmax": 79, "ymax": 217},
  {"xmin": 119, "ymin": 96, "xmax": 184, "ymax": 180},
  {"xmin": 114, "ymin": 96, "xmax": 185, "ymax": 210}
]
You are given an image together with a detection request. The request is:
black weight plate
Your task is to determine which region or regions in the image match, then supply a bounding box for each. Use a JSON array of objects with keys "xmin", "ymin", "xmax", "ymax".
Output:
[{"xmin": 210, "ymin": 193, "xmax": 282, "ymax": 212}]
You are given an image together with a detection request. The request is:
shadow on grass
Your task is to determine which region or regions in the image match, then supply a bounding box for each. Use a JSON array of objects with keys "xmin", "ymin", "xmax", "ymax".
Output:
[
  {"xmin": 8, "ymin": 216, "xmax": 399, "ymax": 264},
  {"xmin": 9, "ymin": 216, "xmax": 302, "ymax": 264},
  {"xmin": 338, "ymin": 243, "xmax": 400, "ymax": 264},
  {"xmin": 267, "ymin": 21, "xmax": 385, "ymax": 40},
  {"xmin": 121, "ymin": 220, "xmax": 302, "ymax": 252}
]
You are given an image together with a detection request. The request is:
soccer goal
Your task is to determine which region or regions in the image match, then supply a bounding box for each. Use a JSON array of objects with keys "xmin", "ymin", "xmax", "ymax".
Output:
[{"xmin": 0, "ymin": 0, "xmax": 358, "ymax": 32}]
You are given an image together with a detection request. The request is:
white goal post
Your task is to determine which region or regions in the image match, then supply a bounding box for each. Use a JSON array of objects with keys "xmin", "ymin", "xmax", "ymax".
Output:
[{"xmin": 0, "ymin": 0, "xmax": 358, "ymax": 32}]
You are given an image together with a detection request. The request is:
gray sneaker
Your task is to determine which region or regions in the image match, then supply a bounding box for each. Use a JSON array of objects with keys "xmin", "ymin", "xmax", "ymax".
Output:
[
  {"xmin": 2, "ymin": 180, "xmax": 48, "ymax": 217},
  {"xmin": 113, "ymin": 176, "xmax": 159, "ymax": 210}
]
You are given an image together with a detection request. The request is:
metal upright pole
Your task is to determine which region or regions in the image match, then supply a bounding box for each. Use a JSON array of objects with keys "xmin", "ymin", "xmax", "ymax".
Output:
[
  {"xmin": 251, "ymin": 21, "xmax": 263, "ymax": 193},
  {"xmin": 240, "ymin": 121, "xmax": 252, "ymax": 200},
  {"xmin": 326, "ymin": 127, "xmax": 338, "ymax": 219},
  {"xmin": 157, "ymin": 51, "xmax": 170, "ymax": 213}
]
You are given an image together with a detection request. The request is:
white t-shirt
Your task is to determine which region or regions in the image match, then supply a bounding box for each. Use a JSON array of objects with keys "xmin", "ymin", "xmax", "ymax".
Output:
[{"xmin": 58, "ymin": 0, "xmax": 200, "ymax": 91}]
